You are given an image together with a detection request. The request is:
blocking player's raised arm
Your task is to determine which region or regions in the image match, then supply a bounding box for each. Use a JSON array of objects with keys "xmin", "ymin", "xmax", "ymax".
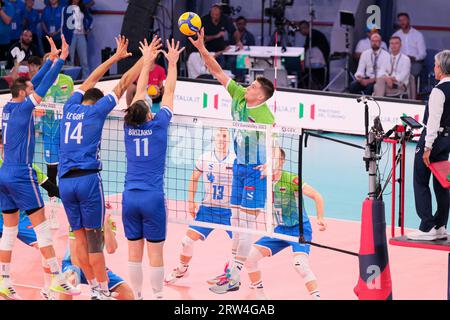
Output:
[
  {"xmin": 79, "ymin": 35, "xmax": 132, "ymax": 93},
  {"xmin": 31, "ymin": 36, "xmax": 61, "ymax": 88},
  {"xmin": 189, "ymin": 28, "xmax": 230, "ymax": 87},
  {"xmin": 131, "ymin": 36, "xmax": 162, "ymax": 105},
  {"xmin": 161, "ymin": 39, "xmax": 185, "ymax": 112},
  {"xmin": 31, "ymin": 35, "xmax": 69, "ymax": 105}
]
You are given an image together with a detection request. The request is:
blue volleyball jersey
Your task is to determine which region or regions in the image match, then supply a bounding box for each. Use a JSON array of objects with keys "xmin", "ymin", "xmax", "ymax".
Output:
[
  {"xmin": 1, "ymin": 95, "xmax": 39, "ymax": 166},
  {"xmin": 124, "ymin": 106, "xmax": 172, "ymax": 191},
  {"xmin": 58, "ymin": 90, "xmax": 118, "ymax": 177}
]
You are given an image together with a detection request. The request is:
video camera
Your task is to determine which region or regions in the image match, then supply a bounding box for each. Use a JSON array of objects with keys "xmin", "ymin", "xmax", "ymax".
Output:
[{"xmin": 264, "ymin": 0, "xmax": 294, "ymax": 24}]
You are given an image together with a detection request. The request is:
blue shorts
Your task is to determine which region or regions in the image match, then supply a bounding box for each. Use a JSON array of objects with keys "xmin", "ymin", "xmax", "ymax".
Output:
[
  {"xmin": 230, "ymin": 160, "xmax": 267, "ymax": 210},
  {"xmin": 0, "ymin": 213, "xmax": 37, "ymax": 246},
  {"xmin": 122, "ymin": 189, "xmax": 167, "ymax": 242},
  {"xmin": 188, "ymin": 205, "xmax": 232, "ymax": 240},
  {"xmin": 254, "ymin": 223, "xmax": 313, "ymax": 256},
  {"xmin": 62, "ymin": 257, "xmax": 124, "ymax": 291},
  {"xmin": 60, "ymin": 172, "xmax": 105, "ymax": 231},
  {"xmin": 0, "ymin": 165, "xmax": 44, "ymax": 211}
]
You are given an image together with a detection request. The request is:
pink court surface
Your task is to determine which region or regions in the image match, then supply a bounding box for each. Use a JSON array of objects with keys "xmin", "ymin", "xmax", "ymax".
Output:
[{"xmin": 8, "ymin": 202, "xmax": 449, "ymax": 300}]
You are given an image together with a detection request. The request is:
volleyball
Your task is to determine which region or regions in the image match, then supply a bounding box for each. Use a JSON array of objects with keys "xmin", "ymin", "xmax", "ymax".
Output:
[{"xmin": 178, "ymin": 12, "xmax": 202, "ymax": 36}]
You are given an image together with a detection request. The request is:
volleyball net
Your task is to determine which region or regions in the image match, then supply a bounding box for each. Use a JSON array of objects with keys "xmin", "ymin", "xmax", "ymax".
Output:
[{"xmin": 1, "ymin": 101, "xmax": 304, "ymax": 243}]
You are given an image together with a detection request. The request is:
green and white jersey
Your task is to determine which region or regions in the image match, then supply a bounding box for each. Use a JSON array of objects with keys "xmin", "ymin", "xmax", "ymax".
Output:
[
  {"xmin": 273, "ymin": 171, "xmax": 310, "ymax": 227},
  {"xmin": 227, "ymin": 80, "xmax": 275, "ymax": 165},
  {"xmin": 44, "ymin": 74, "xmax": 74, "ymax": 104}
]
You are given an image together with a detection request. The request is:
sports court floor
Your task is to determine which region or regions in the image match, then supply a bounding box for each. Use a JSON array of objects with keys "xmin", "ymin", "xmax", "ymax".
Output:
[{"xmin": 8, "ymin": 133, "xmax": 449, "ymax": 300}]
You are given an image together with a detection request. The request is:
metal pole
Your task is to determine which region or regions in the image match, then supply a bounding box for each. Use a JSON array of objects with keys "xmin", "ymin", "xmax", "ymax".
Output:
[
  {"xmin": 261, "ymin": 0, "xmax": 265, "ymax": 46},
  {"xmin": 298, "ymin": 130, "xmax": 305, "ymax": 243},
  {"xmin": 308, "ymin": 0, "xmax": 313, "ymax": 89},
  {"xmin": 447, "ymin": 253, "xmax": 450, "ymax": 300}
]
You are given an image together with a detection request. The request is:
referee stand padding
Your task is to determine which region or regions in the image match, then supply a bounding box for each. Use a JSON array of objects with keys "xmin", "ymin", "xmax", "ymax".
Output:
[{"xmin": 389, "ymin": 160, "xmax": 450, "ymax": 300}]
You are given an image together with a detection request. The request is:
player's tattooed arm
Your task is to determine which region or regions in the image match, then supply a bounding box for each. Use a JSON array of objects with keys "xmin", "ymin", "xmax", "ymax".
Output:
[{"xmin": 189, "ymin": 28, "xmax": 230, "ymax": 87}]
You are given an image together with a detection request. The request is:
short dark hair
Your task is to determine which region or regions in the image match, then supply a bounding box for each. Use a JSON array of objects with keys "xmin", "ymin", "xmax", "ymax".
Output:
[
  {"xmin": 397, "ymin": 12, "xmax": 409, "ymax": 19},
  {"xmin": 299, "ymin": 20, "xmax": 309, "ymax": 27},
  {"xmin": 27, "ymin": 55, "xmax": 42, "ymax": 66},
  {"xmin": 279, "ymin": 148, "xmax": 285, "ymax": 160},
  {"xmin": 11, "ymin": 76, "xmax": 31, "ymax": 98},
  {"xmin": 390, "ymin": 36, "xmax": 402, "ymax": 42},
  {"xmin": 82, "ymin": 88, "xmax": 104, "ymax": 104},
  {"xmin": 124, "ymin": 100, "xmax": 149, "ymax": 127},
  {"xmin": 211, "ymin": 3, "xmax": 222, "ymax": 11},
  {"xmin": 256, "ymin": 76, "xmax": 275, "ymax": 100},
  {"xmin": 236, "ymin": 16, "xmax": 247, "ymax": 22}
]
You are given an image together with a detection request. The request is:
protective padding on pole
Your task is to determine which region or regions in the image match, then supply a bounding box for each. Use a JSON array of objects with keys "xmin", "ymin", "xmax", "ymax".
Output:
[{"xmin": 354, "ymin": 199, "xmax": 393, "ymax": 300}]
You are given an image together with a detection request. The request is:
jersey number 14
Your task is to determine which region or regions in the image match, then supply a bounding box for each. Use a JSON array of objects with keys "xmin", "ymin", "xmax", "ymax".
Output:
[{"xmin": 64, "ymin": 122, "xmax": 83, "ymax": 144}]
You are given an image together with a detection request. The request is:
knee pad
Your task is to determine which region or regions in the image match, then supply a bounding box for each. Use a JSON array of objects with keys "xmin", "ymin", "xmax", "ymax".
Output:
[
  {"xmin": 293, "ymin": 254, "xmax": 316, "ymax": 283},
  {"xmin": 181, "ymin": 236, "xmax": 195, "ymax": 257},
  {"xmin": 86, "ymin": 228, "xmax": 104, "ymax": 253},
  {"xmin": 235, "ymin": 212, "xmax": 256, "ymax": 258},
  {"xmin": 231, "ymin": 207, "xmax": 239, "ymax": 227},
  {"xmin": 0, "ymin": 225, "xmax": 19, "ymax": 251},
  {"xmin": 245, "ymin": 247, "xmax": 264, "ymax": 273},
  {"xmin": 34, "ymin": 220, "xmax": 53, "ymax": 248}
]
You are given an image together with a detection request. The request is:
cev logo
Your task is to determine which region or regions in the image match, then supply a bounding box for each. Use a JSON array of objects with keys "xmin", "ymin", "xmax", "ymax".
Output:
[{"xmin": 366, "ymin": 5, "xmax": 381, "ymax": 30}]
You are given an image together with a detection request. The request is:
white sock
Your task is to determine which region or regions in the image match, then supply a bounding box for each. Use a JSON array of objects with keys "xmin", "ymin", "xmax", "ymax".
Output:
[
  {"xmin": 87, "ymin": 278, "xmax": 98, "ymax": 289},
  {"xmin": 41, "ymin": 257, "xmax": 51, "ymax": 290},
  {"xmin": 128, "ymin": 261, "xmax": 143, "ymax": 299},
  {"xmin": 149, "ymin": 266, "xmax": 164, "ymax": 297},
  {"xmin": 46, "ymin": 257, "xmax": 61, "ymax": 277},
  {"xmin": 0, "ymin": 263, "xmax": 11, "ymax": 285},
  {"xmin": 310, "ymin": 290, "xmax": 321, "ymax": 300},
  {"xmin": 230, "ymin": 259, "xmax": 244, "ymax": 279},
  {"xmin": 99, "ymin": 281, "xmax": 109, "ymax": 292}
]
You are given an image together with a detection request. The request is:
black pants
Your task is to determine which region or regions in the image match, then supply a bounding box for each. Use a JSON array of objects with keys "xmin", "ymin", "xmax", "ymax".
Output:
[
  {"xmin": 349, "ymin": 80, "xmax": 374, "ymax": 95},
  {"xmin": 0, "ymin": 43, "xmax": 10, "ymax": 62},
  {"xmin": 413, "ymin": 130, "xmax": 450, "ymax": 232}
]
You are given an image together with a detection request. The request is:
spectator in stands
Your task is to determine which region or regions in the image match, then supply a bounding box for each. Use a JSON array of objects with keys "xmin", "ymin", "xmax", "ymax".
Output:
[
  {"xmin": 8, "ymin": 0, "xmax": 25, "ymax": 47},
  {"xmin": 354, "ymin": 27, "xmax": 388, "ymax": 61},
  {"xmin": 235, "ymin": 16, "xmax": 255, "ymax": 46},
  {"xmin": 374, "ymin": 36, "xmax": 411, "ymax": 97},
  {"xmin": 350, "ymin": 33, "xmax": 390, "ymax": 95},
  {"xmin": 393, "ymin": 12, "xmax": 426, "ymax": 78},
  {"xmin": 41, "ymin": 0, "xmax": 63, "ymax": 52},
  {"xmin": 62, "ymin": 0, "xmax": 92, "ymax": 79},
  {"xmin": 126, "ymin": 56, "xmax": 166, "ymax": 113},
  {"xmin": 202, "ymin": 4, "xmax": 243, "ymax": 68},
  {"xmin": 299, "ymin": 20, "xmax": 330, "ymax": 89},
  {"xmin": 6, "ymin": 29, "xmax": 39, "ymax": 69},
  {"xmin": 23, "ymin": 0, "xmax": 40, "ymax": 52},
  {"xmin": 10, "ymin": 54, "xmax": 41, "ymax": 81},
  {"xmin": 0, "ymin": 0, "xmax": 15, "ymax": 62}
]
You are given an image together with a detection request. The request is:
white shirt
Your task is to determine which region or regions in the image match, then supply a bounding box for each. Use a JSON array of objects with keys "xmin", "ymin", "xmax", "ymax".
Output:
[
  {"xmin": 355, "ymin": 37, "xmax": 388, "ymax": 54},
  {"xmin": 392, "ymin": 27, "xmax": 427, "ymax": 61},
  {"xmin": 70, "ymin": 5, "xmax": 85, "ymax": 35},
  {"xmin": 187, "ymin": 52, "xmax": 211, "ymax": 79},
  {"xmin": 425, "ymin": 77, "xmax": 450, "ymax": 149},
  {"xmin": 355, "ymin": 48, "xmax": 390, "ymax": 79},
  {"xmin": 384, "ymin": 52, "xmax": 411, "ymax": 86},
  {"xmin": 195, "ymin": 150, "xmax": 235, "ymax": 208}
]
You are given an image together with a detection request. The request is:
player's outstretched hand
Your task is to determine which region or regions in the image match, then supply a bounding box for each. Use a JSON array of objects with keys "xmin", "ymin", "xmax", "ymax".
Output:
[
  {"xmin": 112, "ymin": 35, "xmax": 132, "ymax": 62},
  {"xmin": 60, "ymin": 34, "xmax": 69, "ymax": 61},
  {"xmin": 46, "ymin": 36, "xmax": 61, "ymax": 61},
  {"xmin": 162, "ymin": 38, "xmax": 185, "ymax": 65},
  {"xmin": 139, "ymin": 36, "xmax": 162, "ymax": 64},
  {"xmin": 188, "ymin": 27, "xmax": 205, "ymax": 51}
]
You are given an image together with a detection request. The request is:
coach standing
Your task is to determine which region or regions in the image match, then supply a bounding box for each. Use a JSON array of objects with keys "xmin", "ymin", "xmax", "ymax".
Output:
[{"xmin": 408, "ymin": 50, "xmax": 450, "ymax": 241}]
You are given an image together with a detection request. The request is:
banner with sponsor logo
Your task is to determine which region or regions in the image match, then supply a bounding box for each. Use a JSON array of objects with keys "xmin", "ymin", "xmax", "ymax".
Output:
[{"xmin": 0, "ymin": 78, "xmax": 425, "ymax": 135}]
